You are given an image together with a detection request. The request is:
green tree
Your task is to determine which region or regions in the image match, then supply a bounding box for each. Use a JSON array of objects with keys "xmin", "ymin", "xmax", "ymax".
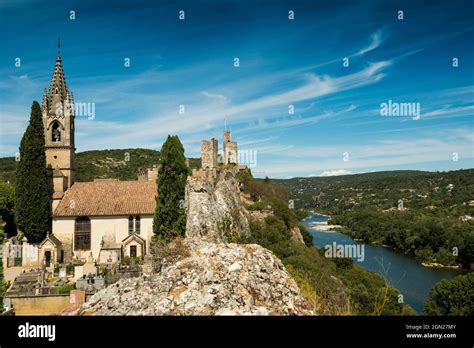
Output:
[
  {"xmin": 0, "ymin": 182, "xmax": 16, "ymax": 236},
  {"xmin": 153, "ymin": 135, "xmax": 189, "ymax": 242},
  {"xmin": 423, "ymin": 273, "xmax": 474, "ymax": 315},
  {"xmin": 0, "ymin": 228, "xmax": 6, "ymax": 309},
  {"xmin": 14, "ymin": 101, "xmax": 51, "ymax": 242}
]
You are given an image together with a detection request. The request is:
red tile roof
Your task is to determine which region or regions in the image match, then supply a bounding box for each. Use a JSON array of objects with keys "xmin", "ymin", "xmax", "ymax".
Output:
[{"xmin": 53, "ymin": 180, "xmax": 157, "ymax": 217}]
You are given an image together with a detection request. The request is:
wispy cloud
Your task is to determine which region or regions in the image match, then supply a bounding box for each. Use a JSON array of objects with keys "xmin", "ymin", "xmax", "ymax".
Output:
[{"xmin": 355, "ymin": 29, "xmax": 385, "ymax": 56}]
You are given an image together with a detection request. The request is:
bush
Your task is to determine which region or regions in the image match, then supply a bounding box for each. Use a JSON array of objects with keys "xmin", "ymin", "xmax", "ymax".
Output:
[
  {"xmin": 298, "ymin": 223, "xmax": 313, "ymax": 246},
  {"xmin": 247, "ymin": 201, "xmax": 268, "ymax": 211},
  {"xmin": 123, "ymin": 256, "xmax": 130, "ymax": 265},
  {"xmin": 57, "ymin": 282, "xmax": 75, "ymax": 294}
]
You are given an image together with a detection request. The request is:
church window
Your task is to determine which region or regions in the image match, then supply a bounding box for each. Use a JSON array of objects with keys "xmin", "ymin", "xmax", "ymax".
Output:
[
  {"xmin": 135, "ymin": 216, "xmax": 141, "ymax": 233},
  {"xmin": 52, "ymin": 122, "xmax": 61, "ymax": 142},
  {"xmin": 128, "ymin": 216, "xmax": 134, "ymax": 234},
  {"xmin": 74, "ymin": 217, "xmax": 91, "ymax": 250}
]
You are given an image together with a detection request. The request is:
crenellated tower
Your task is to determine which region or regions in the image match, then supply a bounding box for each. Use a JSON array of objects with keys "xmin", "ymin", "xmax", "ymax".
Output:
[
  {"xmin": 223, "ymin": 131, "xmax": 238, "ymax": 164},
  {"xmin": 42, "ymin": 45, "xmax": 75, "ymax": 206}
]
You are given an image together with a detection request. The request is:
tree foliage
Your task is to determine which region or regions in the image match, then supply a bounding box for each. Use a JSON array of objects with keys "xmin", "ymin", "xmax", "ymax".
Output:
[
  {"xmin": 153, "ymin": 135, "xmax": 189, "ymax": 242},
  {"xmin": 423, "ymin": 273, "xmax": 474, "ymax": 315},
  {"xmin": 0, "ymin": 182, "xmax": 16, "ymax": 236},
  {"xmin": 14, "ymin": 101, "xmax": 51, "ymax": 242},
  {"xmin": 0, "ymin": 228, "xmax": 6, "ymax": 310}
]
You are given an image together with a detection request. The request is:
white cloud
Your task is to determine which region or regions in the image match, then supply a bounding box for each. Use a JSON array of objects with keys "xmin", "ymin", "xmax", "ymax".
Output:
[
  {"xmin": 320, "ymin": 169, "xmax": 354, "ymax": 177},
  {"xmin": 201, "ymin": 91, "xmax": 227, "ymax": 102},
  {"xmin": 355, "ymin": 29, "xmax": 385, "ymax": 56}
]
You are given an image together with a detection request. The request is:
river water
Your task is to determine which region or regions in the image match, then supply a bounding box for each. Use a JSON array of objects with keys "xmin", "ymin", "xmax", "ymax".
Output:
[{"xmin": 301, "ymin": 212, "xmax": 461, "ymax": 313}]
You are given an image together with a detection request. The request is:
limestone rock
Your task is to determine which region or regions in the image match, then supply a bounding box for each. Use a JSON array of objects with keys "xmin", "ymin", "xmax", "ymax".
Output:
[
  {"xmin": 185, "ymin": 169, "xmax": 249, "ymax": 242},
  {"xmin": 78, "ymin": 241, "xmax": 313, "ymax": 316},
  {"xmin": 291, "ymin": 226, "xmax": 305, "ymax": 243}
]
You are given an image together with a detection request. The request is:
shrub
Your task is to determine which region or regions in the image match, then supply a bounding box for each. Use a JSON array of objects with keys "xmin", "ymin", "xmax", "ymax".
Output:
[
  {"xmin": 57, "ymin": 282, "xmax": 75, "ymax": 294},
  {"xmin": 150, "ymin": 236, "xmax": 190, "ymax": 272}
]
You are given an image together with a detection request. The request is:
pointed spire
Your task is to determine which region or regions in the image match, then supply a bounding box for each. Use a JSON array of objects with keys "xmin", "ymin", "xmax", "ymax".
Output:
[
  {"xmin": 42, "ymin": 88, "xmax": 48, "ymax": 107},
  {"xmin": 47, "ymin": 41, "xmax": 70, "ymax": 116}
]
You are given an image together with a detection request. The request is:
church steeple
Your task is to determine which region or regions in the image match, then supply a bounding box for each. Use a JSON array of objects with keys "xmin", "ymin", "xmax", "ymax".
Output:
[
  {"xmin": 46, "ymin": 47, "xmax": 73, "ymax": 117},
  {"xmin": 42, "ymin": 43, "xmax": 76, "ymax": 204}
]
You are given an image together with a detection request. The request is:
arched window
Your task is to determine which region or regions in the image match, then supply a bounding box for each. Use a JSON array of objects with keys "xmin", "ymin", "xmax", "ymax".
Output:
[
  {"xmin": 74, "ymin": 217, "xmax": 91, "ymax": 250},
  {"xmin": 135, "ymin": 216, "xmax": 141, "ymax": 233},
  {"xmin": 128, "ymin": 216, "xmax": 134, "ymax": 234},
  {"xmin": 52, "ymin": 122, "xmax": 61, "ymax": 143}
]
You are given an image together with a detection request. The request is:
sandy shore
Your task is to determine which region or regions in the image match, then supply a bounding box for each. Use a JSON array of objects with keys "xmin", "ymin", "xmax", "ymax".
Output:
[
  {"xmin": 307, "ymin": 221, "xmax": 342, "ymax": 232},
  {"xmin": 421, "ymin": 262, "xmax": 460, "ymax": 270}
]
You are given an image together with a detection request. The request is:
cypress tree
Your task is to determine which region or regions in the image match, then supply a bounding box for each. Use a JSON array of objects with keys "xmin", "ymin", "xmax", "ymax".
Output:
[
  {"xmin": 0, "ymin": 229, "xmax": 6, "ymax": 308},
  {"xmin": 153, "ymin": 135, "xmax": 189, "ymax": 241},
  {"xmin": 14, "ymin": 101, "xmax": 51, "ymax": 243}
]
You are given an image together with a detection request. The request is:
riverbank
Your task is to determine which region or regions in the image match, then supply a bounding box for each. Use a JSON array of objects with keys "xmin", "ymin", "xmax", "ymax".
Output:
[
  {"xmin": 302, "ymin": 212, "xmax": 462, "ymax": 312},
  {"xmin": 421, "ymin": 262, "xmax": 461, "ymax": 270},
  {"xmin": 309, "ymin": 210, "xmax": 465, "ymax": 270},
  {"xmin": 306, "ymin": 210, "xmax": 341, "ymax": 232}
]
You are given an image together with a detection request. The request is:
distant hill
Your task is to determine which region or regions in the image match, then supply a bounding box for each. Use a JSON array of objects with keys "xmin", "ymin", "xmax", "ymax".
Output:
[
  {"xmin": 0, "ymin": 148, "xmax": 201, "ymax": 184},
  {"xmin": 276, "ymin": 169, "xmax": 474, "ymax": 213},
  {"xmin": 276, "ymin": 168, "xmax": 474, "ymax": 269}
]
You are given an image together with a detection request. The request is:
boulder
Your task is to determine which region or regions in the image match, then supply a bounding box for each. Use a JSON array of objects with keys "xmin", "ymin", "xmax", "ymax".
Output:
[{"xmin": 77, "ymin": 241, "xmax": 313, "ymax": 316}]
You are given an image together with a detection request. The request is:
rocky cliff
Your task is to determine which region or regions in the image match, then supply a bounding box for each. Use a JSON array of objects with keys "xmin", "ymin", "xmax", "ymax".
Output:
[
  {"xmin": 78, "ymin": 241, "xmax": 312, "ymax": 315},
  {"xmin": 185, "ymin": 168, "xmax": 250, "ymax": 242}
]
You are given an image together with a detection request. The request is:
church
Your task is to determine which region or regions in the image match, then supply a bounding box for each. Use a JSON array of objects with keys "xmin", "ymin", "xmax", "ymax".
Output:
[{"xmin": 36, "ymin": 49, "xmax": 240, "ymax": 267}]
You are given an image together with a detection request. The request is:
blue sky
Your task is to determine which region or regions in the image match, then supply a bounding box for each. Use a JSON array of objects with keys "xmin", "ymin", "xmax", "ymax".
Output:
[{"xmin": 0, "ymin": 0, "xmax": 473, "ymax": 178}]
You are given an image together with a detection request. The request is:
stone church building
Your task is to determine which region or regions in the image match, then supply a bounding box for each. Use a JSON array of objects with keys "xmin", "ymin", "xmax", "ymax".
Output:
[{"xmin": 34, "ymin": 49, "xmax": 240, "ymax": 267}]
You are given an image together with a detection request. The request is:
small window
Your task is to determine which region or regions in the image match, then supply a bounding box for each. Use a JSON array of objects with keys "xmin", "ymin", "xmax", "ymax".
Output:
[
  {"xmin": 52, "ymin": 122, "xmax": 61, "ymax": 142},
  {"xmin": 74, "ymin": 217, "xmax": 91, "ymax": 250},
  {"xmin": 135, "ymin": 216, "xmax": 141, "ymax": 233},
  {"xmin": 128, "ymin": 216, "xmax": 134, "ymax": 234}
]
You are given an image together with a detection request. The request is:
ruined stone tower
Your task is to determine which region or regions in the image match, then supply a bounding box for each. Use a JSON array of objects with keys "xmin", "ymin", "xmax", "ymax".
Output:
[
  {"xmin": 42, "ymin": 47, "xmax": 75, "ymax": 206},
  {"xmin": 223, "ymin": 131, "xmax": 238, "ymax": 164},
  {"xmin": 201, "ymin": 138, "xmax": 218, "ymax": 169}
]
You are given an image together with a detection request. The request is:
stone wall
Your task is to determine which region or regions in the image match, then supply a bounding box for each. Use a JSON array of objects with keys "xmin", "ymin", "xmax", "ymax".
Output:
[
  {"xmin": 137, "ymin": 165, "xmax": 159, "ymax": 181},
  {"xmin": 223, "ymin": 131, "xmax": 238, "ymax": 164},
  {"xmin": 201, "ymin": 138, "xmax": 218, "ymax": 169},
  {"xmin": 7, "ymin": 294, "xmax": 71, "ymax": 315}
]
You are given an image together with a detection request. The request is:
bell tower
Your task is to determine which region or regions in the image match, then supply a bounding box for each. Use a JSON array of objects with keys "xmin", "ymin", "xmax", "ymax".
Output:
[{"xmin": 42, "ymin": 43, "xmax": 75, "ymax": 203}]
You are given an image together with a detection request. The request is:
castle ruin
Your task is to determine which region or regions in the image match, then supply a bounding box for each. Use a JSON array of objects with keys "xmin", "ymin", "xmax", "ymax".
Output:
[
  {"xmin": 192, "ymin": 130, "xmax": 242, "ymax": 181},
  {"xmin": 201, "ymin": 138, "xmax": 218, "ymax": 169},
  {"xmin": 223, "ymin": 131, "xmax": 238, "ymax": 165},
  {"xmin": 137, "ymin": 165, "xmax": 159, "ymax": 182}
]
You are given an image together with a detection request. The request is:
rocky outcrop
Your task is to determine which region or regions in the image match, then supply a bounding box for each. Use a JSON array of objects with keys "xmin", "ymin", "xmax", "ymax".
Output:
[
  {"xmin": 291, "ymin": 226, "xmax": 305, "ymax": 243},
  {"xmin": 78, "ymin": 241, "xmax": 312, "ymax": 316},
  {"xmin": 186, "ymin": 168, "xmax": 249, "ymax": 242}
]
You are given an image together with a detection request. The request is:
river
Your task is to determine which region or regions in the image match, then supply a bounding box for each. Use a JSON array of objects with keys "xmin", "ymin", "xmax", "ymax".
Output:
[{"xmin": 301, "ymin": 212, "xmax": 461, "ymax": 313}]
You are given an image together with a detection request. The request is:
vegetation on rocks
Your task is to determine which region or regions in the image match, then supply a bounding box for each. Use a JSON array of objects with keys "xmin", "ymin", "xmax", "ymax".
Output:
[{"xmin": 237, "ymin": 175, "xmax": 415, "ymax": 315}]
